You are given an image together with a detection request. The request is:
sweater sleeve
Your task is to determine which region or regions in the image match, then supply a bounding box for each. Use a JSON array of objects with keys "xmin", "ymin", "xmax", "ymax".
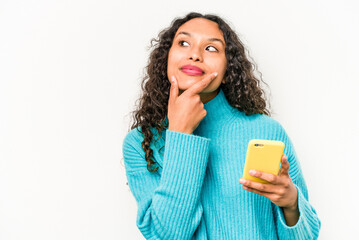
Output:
[
  {"xmin": 272, "ymin": 127, "xmax": 321, "ymax": 240},
  {"xmin": 122, "ymin": 129, "xmax": 210, "ymax": 240}
]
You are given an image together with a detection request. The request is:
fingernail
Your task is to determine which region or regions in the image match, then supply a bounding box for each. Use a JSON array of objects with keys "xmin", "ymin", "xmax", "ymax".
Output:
[
  {"xmin": 213, "ymin": 72, "xmax": 218, "ymax": 77},
  {"xmin": 249, "ymin": 170, "xmax": 256, "ymax": 175},
  {"xmin": 239, "ymin": 179, "xmax": 245, "ymax": 184},
  {"xmin": 171, "ymin": 76, "xmax": 175, "ymax": 83}
]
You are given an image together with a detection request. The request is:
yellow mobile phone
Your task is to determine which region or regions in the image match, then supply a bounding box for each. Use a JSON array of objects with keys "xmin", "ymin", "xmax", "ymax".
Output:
[{"xmin": 242, "ymin": 139, "xmax": 285, "ymax": 183}]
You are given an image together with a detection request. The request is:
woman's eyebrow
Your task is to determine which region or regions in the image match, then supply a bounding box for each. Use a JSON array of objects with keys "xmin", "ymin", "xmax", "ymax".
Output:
[{"xmin": 175, "ymin": 31, "xmax": 225, "ymax": 47}]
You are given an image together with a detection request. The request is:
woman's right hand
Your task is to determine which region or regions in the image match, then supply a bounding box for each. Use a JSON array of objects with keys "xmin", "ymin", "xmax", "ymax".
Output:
[{"xmin": 167, "ymin": 72, "xmax": 218, "ymax": 134}]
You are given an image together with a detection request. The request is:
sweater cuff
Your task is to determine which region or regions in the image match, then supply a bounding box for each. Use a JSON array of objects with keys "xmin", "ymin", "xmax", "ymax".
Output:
[{"xmin": 275, "ymin": 185, "xmax": 320, "ymax": 239}]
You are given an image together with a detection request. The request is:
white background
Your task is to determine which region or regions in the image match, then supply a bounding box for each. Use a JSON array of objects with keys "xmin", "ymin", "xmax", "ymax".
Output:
[{"xmin": 0, "ymin": 0, "xmax": 358, "ymax": 239}]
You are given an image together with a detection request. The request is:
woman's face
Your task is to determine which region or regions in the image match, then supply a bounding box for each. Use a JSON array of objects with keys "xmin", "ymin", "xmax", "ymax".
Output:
[{"xmin": 167, "ymin": 18, "xmax": 227, "ymax": 102}]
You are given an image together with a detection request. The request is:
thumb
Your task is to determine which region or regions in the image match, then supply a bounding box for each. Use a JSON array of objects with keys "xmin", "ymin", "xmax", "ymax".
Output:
[
  {"xmin": 168, "ymin": 76, "xmax": 179, "ymax": 105},
  {"xmin": 279, "ymin": 154, "xmax": 290, "ymax": 176}
]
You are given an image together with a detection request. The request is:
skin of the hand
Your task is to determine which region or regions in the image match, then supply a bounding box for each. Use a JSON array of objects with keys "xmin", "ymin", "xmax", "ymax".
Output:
[
  {"xmin": 167, "ymin": 72, "xmax": 218, "ymax": 134},
  {"xmin": 239, "ymin": 154, "xmax": 298, "ymax": 211}
]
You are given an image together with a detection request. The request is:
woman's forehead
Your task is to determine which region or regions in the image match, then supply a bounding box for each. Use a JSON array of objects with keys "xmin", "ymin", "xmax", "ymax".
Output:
[{"xmin": 175, "ymin": 18, "xmax": 224, "ymax": 41}]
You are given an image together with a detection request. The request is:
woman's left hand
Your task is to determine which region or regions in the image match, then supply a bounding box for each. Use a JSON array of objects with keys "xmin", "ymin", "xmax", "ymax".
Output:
[{"xmin": 239, "ymin": 154, "xmax": 298, "ymax": 211}]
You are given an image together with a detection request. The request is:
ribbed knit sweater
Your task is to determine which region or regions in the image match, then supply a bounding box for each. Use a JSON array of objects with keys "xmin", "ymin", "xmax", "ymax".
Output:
[{"xmin": 122, "ymin": 88, "xmax": 321, "ymax": 239}]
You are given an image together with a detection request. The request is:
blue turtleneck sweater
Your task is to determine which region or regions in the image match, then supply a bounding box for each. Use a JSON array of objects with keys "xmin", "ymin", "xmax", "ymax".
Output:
[{"xmin": 122, "ymin": 88, "xmax": 321, "ymax": 239}]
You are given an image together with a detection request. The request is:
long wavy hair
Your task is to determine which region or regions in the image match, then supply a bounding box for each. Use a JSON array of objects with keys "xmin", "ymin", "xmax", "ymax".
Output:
[{"xmin": 128, "ymin": 12, "xmax": 270, "ymax": 173}]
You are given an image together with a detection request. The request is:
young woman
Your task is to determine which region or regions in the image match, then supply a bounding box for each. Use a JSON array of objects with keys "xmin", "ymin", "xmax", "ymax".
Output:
[{"xmin": 122, "ymin": 12, "xmax": 321, "ymax": 239}]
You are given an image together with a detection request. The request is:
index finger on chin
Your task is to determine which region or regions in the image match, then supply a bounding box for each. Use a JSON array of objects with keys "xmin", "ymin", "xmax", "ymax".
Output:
[{"xmin": 186, "ymin": 72, "xmax": 217, "ymax": 96}]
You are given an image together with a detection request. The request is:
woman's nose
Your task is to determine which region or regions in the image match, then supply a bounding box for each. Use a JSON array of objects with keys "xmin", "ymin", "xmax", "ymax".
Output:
[{"xmin": 188, "ymin": 47, "xmax": 202, "ymax": 62}]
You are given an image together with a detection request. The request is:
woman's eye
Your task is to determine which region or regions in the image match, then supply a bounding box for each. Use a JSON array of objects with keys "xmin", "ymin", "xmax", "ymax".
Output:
[
  {"xmin": 179, "ymin": 40, "xmax": 189, "ymax": 47},
  {"xmin": 206, "ymin": 46, "xmax": 218, "ymax": 52}
]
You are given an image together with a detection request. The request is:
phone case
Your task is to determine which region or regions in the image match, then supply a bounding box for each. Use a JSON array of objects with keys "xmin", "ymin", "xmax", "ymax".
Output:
[{"xmin": 242, "ymin": 139, "xmax": 285, "ymax": 183}]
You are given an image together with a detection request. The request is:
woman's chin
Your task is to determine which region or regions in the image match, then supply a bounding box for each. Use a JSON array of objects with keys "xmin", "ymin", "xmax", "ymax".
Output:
[{"xmin": 178, "ymin": 79, "xmax": 201, "ymax": 89}]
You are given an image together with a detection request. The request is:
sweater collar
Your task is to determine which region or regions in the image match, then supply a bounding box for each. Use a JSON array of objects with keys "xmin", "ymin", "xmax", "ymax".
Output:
[{"xmin": 200, "ymin": 87, "xmax": 236, "ymax": 125}]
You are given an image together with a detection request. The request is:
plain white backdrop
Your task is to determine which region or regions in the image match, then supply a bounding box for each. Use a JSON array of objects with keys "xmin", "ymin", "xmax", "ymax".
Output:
[{"xmin": 0, "ymin": 0, "xmax": 358, "ymax": 239}]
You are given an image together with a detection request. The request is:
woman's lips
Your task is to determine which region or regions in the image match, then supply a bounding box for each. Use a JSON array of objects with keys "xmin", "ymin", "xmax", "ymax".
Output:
[{"xmin": 180, "ymin": 65, "xmax": 204, "ymax": 76}]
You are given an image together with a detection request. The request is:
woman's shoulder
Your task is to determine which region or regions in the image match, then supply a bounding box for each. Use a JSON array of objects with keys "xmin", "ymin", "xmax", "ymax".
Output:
[
  {"xmin": 122, "ymin": 126, "xmax": 166, "ymax": 173},
  {"xmin": 122, "ymin": 126, "xmax": 164, "ymax": 156},
  {"xmin": 232, "ymin": 110, "xmax": 285, "ymax": 130},
  {"xmin": 122, "ymin": 127, "xmax": 150, "ymax": 161},
  {"xmin": 123, "ymin": 127, "xmax": 143, "ymax": 146},
  {"xmin": 258, "ymin": 114, "xmax": 284, "ymax": 128},
  {"xmin": 123, "ymin": 125, "xmax": 164, "ymax": 144}
]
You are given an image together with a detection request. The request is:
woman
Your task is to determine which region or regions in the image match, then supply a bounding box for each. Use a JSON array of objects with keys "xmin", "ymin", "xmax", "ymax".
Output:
[{"xmin": 122, "ymin": 12, "xmax": 321, "ymax": 239}]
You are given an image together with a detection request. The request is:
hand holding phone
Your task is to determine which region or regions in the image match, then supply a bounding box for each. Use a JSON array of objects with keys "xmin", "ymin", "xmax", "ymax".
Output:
[
  {"xmin": 242, "ymin": 139, "xmax": 285, "ymax": 183},
  {"xmin": 239, "ymin": 143, "xmax": 300, "ymax": 225}
]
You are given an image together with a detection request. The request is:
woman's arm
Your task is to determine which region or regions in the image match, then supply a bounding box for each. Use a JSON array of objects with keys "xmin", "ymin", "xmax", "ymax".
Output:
[
  {"xmin": 281, "ymin": 199, "xmax": 300, "ymax": 227},
  {"xmin": 239, "ymin": 125, "xmax": 321, "ymax": 239},
  {"xmin": 276, "ymin": 129, "xmax": 321, "ymax": 239},
  {"xmin": 123, "ymin": 130, "xmax": 210, "ymax": 239}
]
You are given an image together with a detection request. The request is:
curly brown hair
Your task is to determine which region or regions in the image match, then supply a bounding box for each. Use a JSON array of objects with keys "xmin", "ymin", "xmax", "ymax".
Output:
[{"xmin": 128, "ymin": 12, "xmax": 271, "ymax": 173}]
